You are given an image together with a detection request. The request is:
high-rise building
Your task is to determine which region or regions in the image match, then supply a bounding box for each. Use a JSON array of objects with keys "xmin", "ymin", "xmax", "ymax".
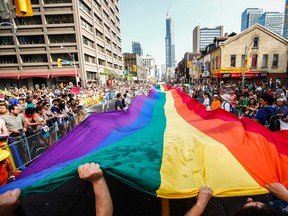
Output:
[
  {"xmin": 165, "ymin": 17, "xmax": 176, "ymax": 68},
  {"xmin": 193, "ymin": 26, "xmax": 224, "ymax": 53},
  {"xmin": 0, "ymin": 0, "xmax": 123, "ymax": 89},
  {"xmin": 259, "ymin": 12, "xmax": 285, "ymax": 36},
  {"xmin": 283, "ymin": 0, "xmax": 288, "ymax": 38},
  {"xmin": 132, "ymin": 42, "xmax": 143, "ymax": 56},
  {"xmin": 241, "ymin": 8, "xmax": 263, "ymax": 31}
]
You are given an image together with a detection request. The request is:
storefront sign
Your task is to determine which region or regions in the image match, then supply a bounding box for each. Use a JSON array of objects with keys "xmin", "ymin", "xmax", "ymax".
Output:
[
  {"xmin": 222, "ymin": 73, "xmax": 231, "ymax": 78},
  {"xmin": 260, "ymin": 73, "xmax": 268, "ymax": 77}
]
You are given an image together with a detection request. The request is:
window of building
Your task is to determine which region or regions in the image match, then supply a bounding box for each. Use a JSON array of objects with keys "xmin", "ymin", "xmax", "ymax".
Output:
[
  {"xmin": 94, "ymin": 13, "xmax": 102, "ymax": 25},
  {"xmin": 272, "ymin": 54, "xmax": 279, "ymax": 67},
  {"xmin": 21, "ymin": 54, "xmax": 47, "ymax": 63},
  {"xmin": 97, "ymin": 44, "xmax": 104, "ymax": 53},
  {"xmin": 98, "ymin": 58, "xmax": 105, "ymax": 66},
  {"xmin": 251, "ymin": 54, "xmax": 258, "ymax": 68},
  {"xmin": 48, "ymin": 34, "xmax": 76, "ymax": 43},
  {"xmin": 253, "ymin": 37, "xmax": 259, "ymax": 48},
  {"xmin": 18, "ymin": 35, "xmax": 45, "ymax": 44},
  {"xmin": 80, "ymin": 18, "xmax": 92, "ymax": 31},
  {"xmin": 230, "ymin": 55, "xmax": 236, "ymax": 67},
  {"xmin": 262, "ymin": 54, "xmax": 268, "ymax": 68},
  {"xmin": 0, "ymin": 55, "xmax": 17, "ymax": 64},
  {"xmin": 95, "ymin": 30, "xmax": 103, "ymax": 39},
  {"xmin": 79, "ymin": 1, "xmax": 91, "ymax": 14},
  {"xmin": 86, "ymin": 71, "xmax": 96, "ymax": 80},
  {"xmin": 83, "ymin": 36, "xmax": 94, "ymax": 48},
  {"xmin": 241, "ymin": 55, "xmax": 245, "ymax": 67},
  {"xmin": 0, "ymin": 36, "xmax": 14, "ymax": 45},
  {"xmin": 46, "ymin": 14, "xmax": 74, "ymax": 24},
  {"xmin": 84, "ymin": 54, "xmax": 95, "ymax": 63}
]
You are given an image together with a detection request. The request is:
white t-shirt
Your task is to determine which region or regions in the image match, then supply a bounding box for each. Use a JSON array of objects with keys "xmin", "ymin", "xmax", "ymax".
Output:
[{"xmin": 203, "ymin": 98, "xmax": 210, "ymax": 107}]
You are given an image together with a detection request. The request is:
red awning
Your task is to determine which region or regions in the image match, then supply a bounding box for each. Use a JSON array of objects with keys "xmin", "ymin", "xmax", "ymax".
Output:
[
  {"xmin": 0, "ymin": 73, "xmax": 20, "ymax": 79},
  {"xmin": 50, "ymin": 70, "xmax": 79, "ymax": 78},
  {"xmin": 20, "ymin": 72, "xmax": 50, "ymax": 79}
]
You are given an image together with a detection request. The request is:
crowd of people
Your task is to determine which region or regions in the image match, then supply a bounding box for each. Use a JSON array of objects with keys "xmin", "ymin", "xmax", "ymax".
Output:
[
  {"xmin": 0, "ymin": 81, "xmax": 288, "ymax": 215},
  {"xmin": 181, "ymin": 81, "xmax": 288, "ymax": 131}
]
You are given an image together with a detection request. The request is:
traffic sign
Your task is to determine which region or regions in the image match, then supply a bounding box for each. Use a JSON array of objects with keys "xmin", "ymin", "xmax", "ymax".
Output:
[
  {"xmin": 123, "ymin": 70, "xmax": 129, "ymax": 76},
  {"xmin": 63, "ymin": 60, "xmax": 72, "ymax": 65}
]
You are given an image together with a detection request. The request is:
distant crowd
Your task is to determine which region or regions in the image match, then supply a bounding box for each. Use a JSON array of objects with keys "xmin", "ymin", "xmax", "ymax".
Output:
[{"xmin": 179, "ymin": 81, "xmax": 288, "ymax": 131}]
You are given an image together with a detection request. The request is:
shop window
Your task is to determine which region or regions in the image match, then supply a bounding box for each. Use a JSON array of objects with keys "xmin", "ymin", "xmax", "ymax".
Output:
[
  {"xmin": 251, "ymin": 54, "xmax": 258, "ymax": 68},
  {"xmin": 262, "ymin": 54, "xmax": 268, "ymax": 68},
  {"xmin": 230, "ymin": 55, "xmax": 236, "ymax": 67},
  {"xmin": 272, "ymin": 54, "xmax": 279, "ymax": 67}
]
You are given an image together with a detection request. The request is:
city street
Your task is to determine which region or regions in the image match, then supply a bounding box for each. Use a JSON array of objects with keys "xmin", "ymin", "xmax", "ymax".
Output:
[{"xmin": 86, "ymin": 99, "xmax": 116, "ymax": 113}]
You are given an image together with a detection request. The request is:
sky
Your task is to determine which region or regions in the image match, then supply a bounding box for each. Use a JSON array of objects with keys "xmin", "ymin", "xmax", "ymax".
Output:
[{"xmin": 119, "ymin": 0, "xmax": 285, "ymax": 67}]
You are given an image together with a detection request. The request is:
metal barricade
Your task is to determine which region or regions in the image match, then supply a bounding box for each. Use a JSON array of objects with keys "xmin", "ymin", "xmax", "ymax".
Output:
[{"xmin": 2, "ymin": 117, "xmax": 77, "ymax": 171}]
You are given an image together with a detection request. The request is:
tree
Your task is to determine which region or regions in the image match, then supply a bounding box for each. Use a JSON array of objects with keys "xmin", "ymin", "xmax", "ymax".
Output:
[{"xmin": 103, "ymin": 68, "xmax": 115, "ymax": 80}]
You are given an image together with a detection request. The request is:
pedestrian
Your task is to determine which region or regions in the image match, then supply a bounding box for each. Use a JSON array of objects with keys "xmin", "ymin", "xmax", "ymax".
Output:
[
  {"xmin": 115, "ymin": 93, "xmax": 123, "ymax": 111},
  {"xmin": 209, "ymin": 94, "xmax": 221, "ymax": 111}
]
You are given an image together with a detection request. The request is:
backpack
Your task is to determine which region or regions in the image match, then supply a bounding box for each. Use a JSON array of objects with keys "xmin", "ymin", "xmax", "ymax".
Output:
[
  {"xmin": 223, "ymin": 102, "xmax": 235, "ymax": 113},
  {"xmin": 264, "ymin": 107, "xmax": 281, "ymax": 131}
]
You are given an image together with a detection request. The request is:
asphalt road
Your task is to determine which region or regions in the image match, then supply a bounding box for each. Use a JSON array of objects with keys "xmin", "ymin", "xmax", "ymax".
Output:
[{"xmin": 86, "ymin": 99, "xmax": 117, "ymax": 113}]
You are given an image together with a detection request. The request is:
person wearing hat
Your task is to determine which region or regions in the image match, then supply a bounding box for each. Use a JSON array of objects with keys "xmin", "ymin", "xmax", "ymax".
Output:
[
  {"xmin": 275, "ymin": 97, "xmax": 288, "ymax": 120},
  {"xmin": 0, "ymin": 149, "xmax": 14, "ymax": 186},
  {"xmin": 210, "ymin": 94, "xmax": 221, "ymax": 111},
  {"xmin": 220, "ymin": 94, "xmax": 234, "ymax": 113}
]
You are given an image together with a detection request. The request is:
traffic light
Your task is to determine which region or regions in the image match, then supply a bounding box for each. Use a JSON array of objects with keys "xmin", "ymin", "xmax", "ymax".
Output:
[
  {"xmin": 244, "ymin": 58, "xmax": 248, "ymax": 67},
  {"xmin": 57, "ymin": 58, "xmax": 63, "ymax": 67},
  {"xmin": 14, "ymin": 0, "xmax": 33, "ymax": 17},
  {"xmin": 132, "ymin": 65, "xmax": 137, "ymax": 72}
]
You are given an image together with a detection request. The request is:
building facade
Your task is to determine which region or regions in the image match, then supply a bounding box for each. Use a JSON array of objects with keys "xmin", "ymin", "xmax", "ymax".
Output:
[
  {"xmin": 123, "ymin": 53, "xmax": 146, "ymax": 82},
  {"xmin": 241, "ymin": 8, "xmax": 263, "ymax": 31},
  {"xmin": 193, "ymin": 26, "xmax": 224, "ymax": 53},
  {"xmin": 142, "ymin": 54, "xmax": 156, "ymax": 82},
  {"xmin": 208, "ymin": 24, "xmax": 288, "ymax": 86},
  {"xmin": 0, "ymin": 0, "xmax": 123, "ymax": 89},
  {"xmin": 165, "ymin": 17, "xmax": 175, "ymax": 68},
  {"xmin": 259, "ymin": 12, "xmax": 285, "ymax": 36},
  {"xmin": 132, "ymin": 41, "xmax": 142, "ymax": 56}
]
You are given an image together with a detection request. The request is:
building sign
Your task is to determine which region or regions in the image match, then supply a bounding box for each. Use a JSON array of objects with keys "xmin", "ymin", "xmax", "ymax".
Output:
[
  {"xmin": 212, "ymin": 70, "xmax": 262, "ymax": 79},
  {"xmin": 211, "ymin": 68, "xmax": 249, "ymax": 73},
  {"xmin": 260, "ymin": 73, "xmax": 268, "ymax": 77},
  {"xmin": 222, "ymin": 73, "xmax": 231, "ymax": 78}
]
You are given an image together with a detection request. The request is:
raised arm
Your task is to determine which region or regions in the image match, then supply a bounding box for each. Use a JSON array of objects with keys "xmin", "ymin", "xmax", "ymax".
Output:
[{"xmin": 78, "ymin": 163, "xmax": 113, "ymax": 216}]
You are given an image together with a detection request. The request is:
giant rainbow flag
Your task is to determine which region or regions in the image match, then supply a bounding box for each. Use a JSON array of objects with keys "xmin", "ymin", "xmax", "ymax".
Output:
[{"xmin": 1, "ymin": 86, "xmax": 288, "ymax": 198}]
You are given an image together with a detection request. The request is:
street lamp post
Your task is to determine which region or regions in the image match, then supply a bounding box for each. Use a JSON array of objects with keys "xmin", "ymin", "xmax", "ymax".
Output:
[{"xmin": 61, "ymin": 45, "xmax": 78, "ymax": 87}]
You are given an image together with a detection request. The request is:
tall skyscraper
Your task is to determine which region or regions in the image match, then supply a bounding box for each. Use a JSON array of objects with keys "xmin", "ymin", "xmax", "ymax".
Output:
[
  {"xmin": 241, "ymin": 8, "xmax": 263, "ymax": 31},
  {"xmin": 132, "ymin": 42, "xmax": 143, "ymax": 56},
  {"xmin": 259, "ymin": 12, "xmax": 285, "ymax": 36},
  {"xmin": 283, "ymin": 0, "xmax": 288, "ymax": 38},
  {"xmin": 165, "ymin": 17, "xmax": 176, "ymax": 68},
  {"xmin": 193, "ymin": 26, "xmax": 223, "ymax": 53}
]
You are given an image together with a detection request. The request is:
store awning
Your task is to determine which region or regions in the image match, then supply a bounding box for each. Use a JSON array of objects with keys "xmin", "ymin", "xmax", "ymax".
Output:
[
  {"xmin": 50, "ymin": 70, "xmax": 79, "ymax": 78},
  {"xmin": 20, "ymin": 72, "xmax": 50, "ymax": 79},
  {"xmin": 0, "ymin": 73, "xmax": 20, "ymax": 79}
]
